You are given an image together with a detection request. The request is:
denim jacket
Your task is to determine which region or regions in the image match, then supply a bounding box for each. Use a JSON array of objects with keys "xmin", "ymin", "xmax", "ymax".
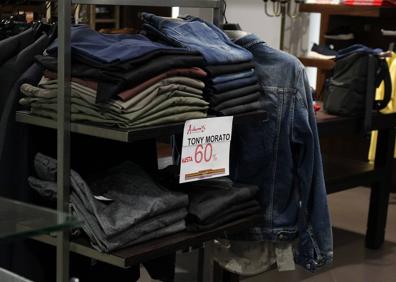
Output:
[
  {"xmin": 141, "ymin": 13, "xmax": 252, "ymax": 65},
  {"xmin": 229, "ymin": 34, "xmax": 333, "ymax": 271}
]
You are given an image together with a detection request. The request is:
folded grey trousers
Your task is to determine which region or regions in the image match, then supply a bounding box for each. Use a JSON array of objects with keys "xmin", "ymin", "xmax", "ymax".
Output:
[
  {"xmin": 28, "ymin": 176, "xmax": 187, "ymax": 252},
  {"xmin": 33, "ymin": 153, "xmax": 189, "ymax": 237}
]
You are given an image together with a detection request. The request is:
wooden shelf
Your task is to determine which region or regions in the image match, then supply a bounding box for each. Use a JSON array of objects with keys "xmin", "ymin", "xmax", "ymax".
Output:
[
  {"xmin": 298, "ymin": 56, "xmax": 336, "ymax": 70},
  {"xmin": 33, "ymin": 214, "xmax": 261, "ymax": 268},
  {"xmin": 299, "ymin": 3, "xmax": 396, "ymax": 17},
  {"xmin": 324, "ymin": 157, "xmax": 380, "ymax": 193},
  {"xmin": 316, "ymin": 103, "xmax": 396, "ymax": 136}
]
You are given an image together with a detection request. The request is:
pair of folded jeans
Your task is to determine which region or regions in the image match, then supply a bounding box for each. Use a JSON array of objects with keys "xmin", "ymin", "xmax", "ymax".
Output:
[
  {"xmin": 208, "ymin": 84, "xmax": 261, "ymax": 105},
  {"xmin": 205, "ymin": 61, "xmax": 256, "ymax": 76},
  {"xmin": 28, "ymin": 176, "xmax": 187, "ymax": 252},
  {"xmin": 218, "ymin": 101, "xmax": 263, "ymax": 116},
  {"xmin": 213, "ymin": 92, "xmax": 261, "ymax": 112},
  {"xmin": 211, "ymin": 69, "xmax": 254, "ymax": 84},
  {"xmin": 29, "ymin": 154, "xmax": 189, "ymax": 252},
  {"xmin": 187, "ymin": 200, "xmax": 261, "ymax": 232},
  {"xmin": 208, "ymin": 75, "xmax": 258, "ymax": 93},
  {"xmin": 141, "ymin": 13, "xmax": 252, "ymax": 65},
  {"xmin": 46, "ymin": 25, "xmax": 195, "ymax": 65}
]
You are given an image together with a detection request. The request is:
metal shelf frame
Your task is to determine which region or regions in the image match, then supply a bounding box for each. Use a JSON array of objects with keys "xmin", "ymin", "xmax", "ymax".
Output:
[{"xmin": 54, "ymin": 1, "xmax": 223, "ymax": 282}]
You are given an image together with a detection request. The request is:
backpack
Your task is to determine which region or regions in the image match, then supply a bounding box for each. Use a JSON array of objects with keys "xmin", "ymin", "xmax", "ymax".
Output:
[{"xmin": 323, "ymin": 53, "xmax": 391, "ymax": 132}]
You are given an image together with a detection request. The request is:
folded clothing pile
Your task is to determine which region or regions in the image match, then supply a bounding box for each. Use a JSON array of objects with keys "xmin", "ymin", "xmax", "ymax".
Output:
[
  {"xmin": 25, "ymin": 25, "xmax": 209, "ymax": 128},
  {"xmin": 28, "ymin": 153, "xmax": 189, "ymax": 252},
  {"xmin": 141, "ymin": 13, "xmax": 263, "ymax": 116},
  {"xmin": 158, "ymin": 166, "xmax": 261, "ymax": 231}
]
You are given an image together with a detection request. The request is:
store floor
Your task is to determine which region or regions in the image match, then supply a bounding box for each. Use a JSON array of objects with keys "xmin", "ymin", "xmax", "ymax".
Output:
[{"xmin": 139, "ymin": 187, "xmax": 396, "ymax": 282}]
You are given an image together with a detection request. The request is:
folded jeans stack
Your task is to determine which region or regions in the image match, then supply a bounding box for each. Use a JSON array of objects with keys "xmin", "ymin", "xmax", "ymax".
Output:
[
  {"xmin": 141, "ymin": 13, "xmax": 263, "ymax": 115},
  {"xmin": 158, "ymin": 167, "xmax": 261, "ymax": 231},
  {"xmin": 28, "ymin": 153, "xmax": 189, "ymax": 253},
  {"xmin": 29, "ymin": 25, "xmax": 209, "ymax": 128},
  {"xmin": 184, "ymin": 178, "xmax": 261, "ymax": 231}
]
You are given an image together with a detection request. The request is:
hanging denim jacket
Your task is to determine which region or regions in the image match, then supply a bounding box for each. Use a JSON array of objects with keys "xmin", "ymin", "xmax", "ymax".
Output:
[{"xmin": 229, "ymin": 34, "xmax": 333, "ymax": 272}]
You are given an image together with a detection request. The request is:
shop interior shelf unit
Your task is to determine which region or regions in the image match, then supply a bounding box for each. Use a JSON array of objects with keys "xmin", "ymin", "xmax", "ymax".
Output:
[{"xmin": 12, "ymin": 1, "xmax": 272, "ymax": 282}]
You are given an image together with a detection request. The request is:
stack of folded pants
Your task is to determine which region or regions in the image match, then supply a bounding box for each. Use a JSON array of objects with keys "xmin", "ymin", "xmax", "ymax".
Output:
[
  {"xmin": 158, "ymin": 167, "xmax": 261, "ymax": 231},
  {"xmin": 27, "ymin": 25, "xmax": 209, "ymax": 128},
  {"xmin": 184, "ymin": 178, "xmax": 261, "ymax": 231},
  {"xmin": 28, "ymin": 153, "xmax": 189, "ymax": 253},
  {"xmin": 141, "ymin": 13, "xmax": 263, "ymax": 115}
]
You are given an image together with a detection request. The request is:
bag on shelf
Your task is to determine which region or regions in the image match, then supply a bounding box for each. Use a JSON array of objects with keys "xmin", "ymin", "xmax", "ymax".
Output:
[{"xmin": 323, "ymin": 53, "xmax": 391, "ymax": 131}]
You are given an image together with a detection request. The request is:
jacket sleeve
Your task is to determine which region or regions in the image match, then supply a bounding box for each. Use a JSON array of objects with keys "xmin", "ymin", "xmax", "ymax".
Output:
[{"xmin": 292, "ymin": 68, "xmax": 333, "ymax": 272}]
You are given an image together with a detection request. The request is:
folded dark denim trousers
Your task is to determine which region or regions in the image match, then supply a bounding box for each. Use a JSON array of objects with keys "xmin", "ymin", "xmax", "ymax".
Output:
[
  {"xmin": 28, "ymin": 176, "xmax": 187, "ymax": 252},
  {"xmin": 213, "ymin": 92, "xmax": 261, "ymax": 112},
  {"xmin": 205, "ymin": 61, "xmax": 255, "ymax": 76},
  {"xmin": 211, "ymin": 69, "xmax": 254, "ymax": 84},
  {"xmin": 35, "ymin": 54, "xmax": 205, "ymax": 103},
  {"xmin": 33, "ymin": 154, "xmax": 188, "ymax": 237},
  {"xmin": 209, "ymin": 84, "xmax": 261, "ymax": 105},
  {"xmin": 187, "ymin": 178, "xmax": 258, "ymax": 222},
  {"xmin": 208, "ymin": 75, "xmax": 258, "ymax": 93},
  {"xmin": 187, "ymin": 200, "xmax": 261, "ymax": 232},
  {"xmin": 141, "ymin": 13, "xmax": 252, "ymax": 65},
  {"xmin": 217, "ymin": 101, "xmax": 263, "ymax": 116},
  {"xmin": 46, "ymin": 25, "xmax": 195, "ymax": 65}
]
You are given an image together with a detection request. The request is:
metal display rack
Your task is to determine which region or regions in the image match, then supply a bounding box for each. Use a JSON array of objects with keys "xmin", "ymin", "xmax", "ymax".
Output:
[{"xmin": 12, "ymin": 1, "xmax": 269, "ymax": 282}]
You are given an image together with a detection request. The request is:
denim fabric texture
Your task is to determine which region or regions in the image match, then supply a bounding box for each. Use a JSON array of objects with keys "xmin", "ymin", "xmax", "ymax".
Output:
[
  {"xmin": 30, "ymin": 154, "xmax": 189, "ymax": 252},
  {"xmin": 209, "ymin": 75, "xmax": 258, "ymax": 93},
  {"xmin": 208, "ymin": 84, "xmax": 261, "ymax": 105},
  {"xmin": 141, "ymin": 13, "xmax": 252, "ymax": 65},
  {"xmin": 46, "ymin": 25, "xmax": 194, "ymax": 65},
  {"xmin": 213, "ymin": 92, "xmax": 261, "ymax": 112},
  {"xmin": 229, "ymin": 34, "xmax": 333, "ymax": 272},
  {"xmin": 205, "ymin": 61, "xmax": 255, "ymax": 76},
  {"xmin": 211, "ymin": 69, "xmax": 254, "ymax": 84}
]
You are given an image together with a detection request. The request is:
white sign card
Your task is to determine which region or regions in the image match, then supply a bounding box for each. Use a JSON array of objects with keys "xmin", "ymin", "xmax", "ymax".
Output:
[{"xmin": 179, "ymin": 116, "xmax": 234, "ymax": 183}]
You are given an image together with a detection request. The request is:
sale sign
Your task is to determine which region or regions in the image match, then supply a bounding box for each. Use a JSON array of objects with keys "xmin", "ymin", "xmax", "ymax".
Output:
[{"xmin": 179, "ymin": 116, "xmax": 233, "ymax": 183}]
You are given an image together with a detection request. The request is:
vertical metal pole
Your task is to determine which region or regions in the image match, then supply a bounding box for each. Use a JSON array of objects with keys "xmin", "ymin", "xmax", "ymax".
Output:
[
  {"xmin": 279, "ymin": 4, "xmax": 286, "ymax": 51},
  {"xmin": 57, "ymin": 1, "xmax": 71, "ymax": 282},
  {"xmin": 213, "ymin": 0, "xmax": 223, "ymax": 27}
]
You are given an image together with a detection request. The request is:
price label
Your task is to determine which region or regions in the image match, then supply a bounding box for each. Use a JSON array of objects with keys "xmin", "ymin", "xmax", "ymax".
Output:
[{"xmin": 179, "ymin": 116, "xmax": 233, "ymax": 183}]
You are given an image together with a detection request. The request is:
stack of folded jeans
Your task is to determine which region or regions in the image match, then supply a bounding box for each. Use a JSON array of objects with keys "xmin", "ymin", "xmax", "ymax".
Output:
[
  {"xmin": 28, "ymin": 153, "xmax": 189, "ymax": 252},
  {"xmin": 141, "ymin": 13, "xmax": 263, "ymax": 115},
  {"xmin": 158, "ymin": 166, "xmax": 261, "ymax": 231},
  {"xmin": 25, "ymin": 25, "xmax": 209, "ymax": 128},
  {"xmin": 184, "ymin": 178, "xmax": 261, "ymax": 231}
]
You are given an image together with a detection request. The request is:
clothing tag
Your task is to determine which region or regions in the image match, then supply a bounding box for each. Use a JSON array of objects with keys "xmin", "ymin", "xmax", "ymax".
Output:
[
  {"xmin": 275, "ymin": 243, "xmax": 295, "ymax": 272},
  {"xmin": 94, "ymin": 195, "xmax": 114, "ymax": 202},
  {"xmin": 179, "ymin": 116, "xmax": 233, "ymax": 183}
]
